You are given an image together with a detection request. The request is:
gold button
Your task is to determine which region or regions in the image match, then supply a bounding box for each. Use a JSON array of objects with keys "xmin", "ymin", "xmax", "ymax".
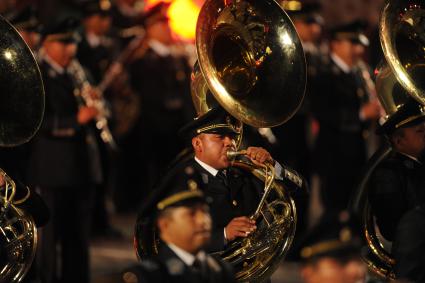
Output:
[{"xmin": 232, "ymin": 200, "xmax": 237, "ymax": 206}]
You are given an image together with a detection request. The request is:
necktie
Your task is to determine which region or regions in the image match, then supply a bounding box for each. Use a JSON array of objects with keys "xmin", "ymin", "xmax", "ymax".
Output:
[
  {"xmin": 216, "ymin": 170, "xmax": 229, "ymax": 186},
  {"xmin": 191, "ymin": 258, "xmax": 205, "ymax": 282}
]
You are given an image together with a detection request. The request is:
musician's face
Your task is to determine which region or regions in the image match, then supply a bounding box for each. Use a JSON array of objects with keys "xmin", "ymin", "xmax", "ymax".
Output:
[
  {"xmin": 158, "ymin": 204, "xmax": 212, "ymax": 254},
  {"xmin": 331, "ymin": 39, "xmax": 364, "ymax": 67},
  {"xmin": 294, "ymin": 20, "xmax": 322, "ymax": 43},
  {"xmin": 84, "ymin": 14, "xmax": 111, "ymax": 36},
  {"xmin": 301, "ymin": 257, "xmax": 366, "ymax": 283},
  {"xmin": 193, "ymin": 133, "xmax": 237, "ymax": 170},
  {"xmin": 43, "ymin": 40, "xmax": 77, "ymax": 67},
  {"xmin": 395, "ymin": 123, "xmax": 425, "ymax": 158}
]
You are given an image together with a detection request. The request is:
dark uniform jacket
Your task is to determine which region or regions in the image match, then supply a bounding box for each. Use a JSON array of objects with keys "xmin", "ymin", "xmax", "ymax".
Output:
[
  {"xmin": 369, "ymin": 151, "xmax": 425, "ymax": 241},
  {"xmin": 77, "ymin": 34, "xmax": 114, "ymax": 84},
  {"xmin": 311, "ymin": 55, "xmax": 370, "ymax": 212},
  {"xmin": 129, "ymin": 45, "xmax": 194, "ymax": 136},
  {"xmin": 124, "ymin": 244, "xmax": 235, "ymax": 283},
  {"xmin": 28, "ymin": 60, "xmax": 99, "ymax": 187},
  {"xmin": 392, "ymin": 205, "xmax": 425, "ymax": 282}
]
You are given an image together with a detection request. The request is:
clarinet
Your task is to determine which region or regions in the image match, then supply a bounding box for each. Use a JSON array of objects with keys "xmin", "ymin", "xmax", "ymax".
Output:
[{"xmin": 68, "ymin": 59, "xmax": 118, "ymax": 150}]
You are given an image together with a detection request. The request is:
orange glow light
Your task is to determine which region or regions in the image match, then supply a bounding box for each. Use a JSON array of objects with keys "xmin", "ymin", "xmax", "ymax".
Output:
[{"xmin": 145, "ymin": 0, "xmax": 203, "ymax": 41}]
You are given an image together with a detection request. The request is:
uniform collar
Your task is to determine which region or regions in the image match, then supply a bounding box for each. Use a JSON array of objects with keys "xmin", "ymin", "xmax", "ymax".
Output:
[
  {"xmin": 194, "ymin": 156, "xmax": 219, "ymax": 177},
  {"xmin": 330, "ymin": 53, "xmax": 351, "ymax": 74},
  {"xmin": 399, "ymin": 152, "xmax": 422, "ymax": 165},
  {"xmin": 40, "ymin": 49, "xmax": 65, "ymax": 74},
  {"xmin": 167, "ymin": 243, "xmax": 206, "ymax": 266},
  {"xmin": 86, "ymin": 32, "xmax": 101, "ymax": 48},
  {"xmin": 149, "ymin": 39, "xmax": 171, "ymax": 57}
]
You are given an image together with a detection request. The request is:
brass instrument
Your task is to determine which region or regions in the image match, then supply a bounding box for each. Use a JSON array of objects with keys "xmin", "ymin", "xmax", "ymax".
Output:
[
  {"xmin": 135, "ymin": 0, "xmax": 306, "ymax": 281},
  {"xmin": 350, "ymin": 0, "xmax": 425, "ymax": 279},
  {"xmin": 68, "ymin": 59, "xmax": 118, "ymax": 149},
  {"xmin": 0, "ymin": 169, "xmax": 38, "ymax": 283},
  {"xmin": 0, "ymin": 15, "xmax": 45, "ymax": 283}
]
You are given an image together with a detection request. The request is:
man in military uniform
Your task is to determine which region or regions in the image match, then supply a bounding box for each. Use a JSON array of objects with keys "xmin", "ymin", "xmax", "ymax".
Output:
[
  {"xmin": 299, "ymin": 212, "xmax": 366, "ymax": 283},
  {"xmin": 77, "ymin": 0, "xmax": 114, "ymax": 84},
  {"xmin": 173, "ymin": 106, "xmax": 305, "ymax": 254},
  {"xmin": 129, "ymin": 2, "xmax": 194, "ymax": 199},
  {"xmin": 277, "ymin": 2, "xmax": 325, "ymax": 252},
  {"xmin": 28, "ymin": 16, "xmax": 100, "ymax": 283},
  {"xmin": 77, "ymin": 0, "xmax": 124, "ymax": 239},
  {"xmin": 369, "ymin": 97, "xmax": 425, "ymax": 281},
  {"xmin": 7, "ymin": 6, "xmax": 41, "ymax": 51},
  {"xmin": 312, "ymin": 20, "xmax": 381, "ymax": 216},
  {"xmin": 124, "ymin": 165, "xmax": 235, "ymax": 283},
  {"xmin": 277, "ymin": 0, "xmax": 324, "ymax": 177}
]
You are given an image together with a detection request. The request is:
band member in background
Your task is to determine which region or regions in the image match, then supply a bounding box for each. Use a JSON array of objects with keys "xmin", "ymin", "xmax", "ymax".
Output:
[
  {"xmin": 299, "ymin": 212, "xmax": 366, "ymax": 283},
  {"xmin": 311, "ymin": 20, "xmax": 381, "ymax": 218},
  {"xmin": 278, "ymin": 0, "xmax": 324, "ymax": 178},
  {"xmin": 77, "ymin": 0, "xmax": 115, "ymax": 84},
  {"xmin": 369, "ymin": 97, "xmax": 425, "ymax": 281},
  {"xmin": 27, "ymin": 16, "xmax": 100, "ymax": 283},
  {"xmin": 77, "ymin": 0, "xmax": 123, "ymax": 239},
  {"xmin": 125, "ymin": 167, "xmax": 235, "ymax": 283},
  {"xmin": 278, "ymin": 1, "xmax": 325, "ymax": 257},
  {"xmin": 128, "ymin": 1, "xmax": 194, "ymax": 204},
  {"xmin": 7, "ymin": 6, "xmax": 41, "ymax": 51}
]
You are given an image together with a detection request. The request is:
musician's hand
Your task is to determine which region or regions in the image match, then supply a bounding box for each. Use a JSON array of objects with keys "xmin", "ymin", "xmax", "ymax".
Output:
[
  {"xmin": 109, "ymin": 62, "xmax": 123, "ymax": 77},
  {"xmin": 246, "ymin": 147, "xmax": 274, "ymax": 166},
  {"xmin": 225, "ymin": 216, "xmax": 256, "ymax": 241},
  {"xmin": 89, "ymin": 87, "xmax": 101, "ymax": 100},
  {"xmin": 77, "ymin": 106, "xmax": 98, "ymax": 125},
  {"xmin": 360, "ymin": 100, "xmax": 381, "ymax": 121}
]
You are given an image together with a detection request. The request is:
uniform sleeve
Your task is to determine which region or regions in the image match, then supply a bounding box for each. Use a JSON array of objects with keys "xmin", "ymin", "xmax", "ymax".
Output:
[
  {"xmin": 206, "ymin": 227, "xmax": 226, "ymax": 253},
  {"xmin": 369, "ymin": 165, "xmax": 407, "ymax": 241},
  {"xmin": 393, "ymin": 208, "xmax": 425, "ymax": 282}
]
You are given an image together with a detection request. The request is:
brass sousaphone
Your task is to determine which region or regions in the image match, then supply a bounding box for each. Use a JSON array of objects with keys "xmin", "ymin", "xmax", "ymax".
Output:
[
  {"xmin": 135, "ymin": 0, "xmax": 306, "ymax": 282},
  {"xmin": 0, "ymin": 15, "xmax": 45, "ymax": 283},
  {"xmin": 350, "ymin": 0, "xmax": 425, "ymax": 279}
]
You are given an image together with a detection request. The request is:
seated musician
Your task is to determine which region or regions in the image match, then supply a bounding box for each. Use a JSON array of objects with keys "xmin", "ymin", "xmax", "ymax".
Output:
[
  {"xmin": 170, "ymin": 105, "xmax": 305, "ymax": 252},
  {"xmin": 369, "ymin": 97, "xmax": 425, "ymax": 280},
  {"xmin": 123, "ymin": 167, "xmax": 235, "ymax": 283}
]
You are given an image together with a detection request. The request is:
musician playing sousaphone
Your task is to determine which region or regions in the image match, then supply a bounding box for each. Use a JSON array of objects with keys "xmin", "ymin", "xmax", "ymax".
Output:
[
  {"xmin": 0, "ymin": 14, "xmax": 48, "ymax": 283},
  {"xmin": 369, "ymin": 97, "xmax": 425, "ymax": 281},
  {"xmin": 137, "ymin": 105, "xmax": 305, "ymax": 282}
]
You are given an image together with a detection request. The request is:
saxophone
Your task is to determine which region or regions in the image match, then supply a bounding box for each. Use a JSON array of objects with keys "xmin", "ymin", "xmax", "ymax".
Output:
[{"xmin": 68, "ymin": 59, "xmax": 118, "ymax": 150}]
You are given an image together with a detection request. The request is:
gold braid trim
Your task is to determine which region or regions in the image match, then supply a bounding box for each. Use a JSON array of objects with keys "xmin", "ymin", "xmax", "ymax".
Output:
[
  {"xmin": 300, "ymin": 240, "xmax": 346, "ymax": 259},
  {"xmin": 196, "ymin": 124, "xmax": 240, "ymax": 134},
  {"xmin": 157, "ymin": 190, "xmax": 203, "ymax": 210},
  {"xmin": 395, "ymin": 113, "xmax": 425, "ymax": 129}
]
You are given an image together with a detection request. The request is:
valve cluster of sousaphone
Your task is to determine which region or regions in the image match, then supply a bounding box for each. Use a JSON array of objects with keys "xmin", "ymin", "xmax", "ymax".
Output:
[{"xmin": 351, "ymin": 0, "xmax": 425, "ymax": 280}]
